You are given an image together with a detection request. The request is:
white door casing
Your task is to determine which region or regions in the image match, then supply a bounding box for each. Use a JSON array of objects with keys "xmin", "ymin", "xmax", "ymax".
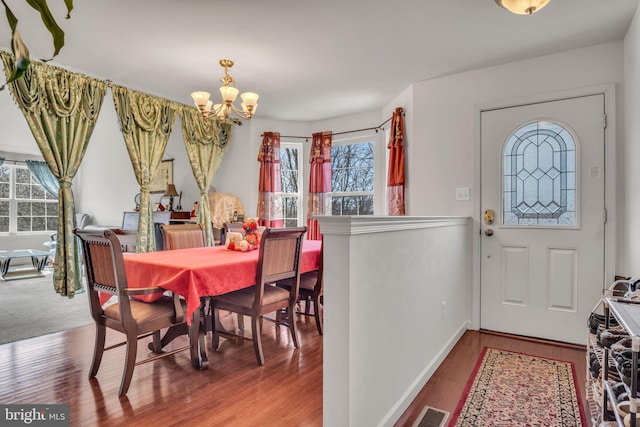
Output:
[{"xmin": 480, "ymin": 95, "xmax": 605, "ymax": 344}]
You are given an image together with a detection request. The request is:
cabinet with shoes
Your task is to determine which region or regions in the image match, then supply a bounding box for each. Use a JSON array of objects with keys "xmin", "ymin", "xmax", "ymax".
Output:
[{"xmin": 588, "ymin": 278, "xmax": 640, "ymax": 426}]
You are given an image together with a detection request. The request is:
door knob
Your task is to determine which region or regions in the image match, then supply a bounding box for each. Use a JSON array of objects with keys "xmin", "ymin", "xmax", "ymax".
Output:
[{"xmin": 484, "ymin": 229, "xmax": 494, "ymax": 237}]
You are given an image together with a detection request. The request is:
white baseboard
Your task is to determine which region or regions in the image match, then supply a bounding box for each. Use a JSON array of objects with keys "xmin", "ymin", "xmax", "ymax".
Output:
[{"xmin": 378, "ymin": 320, "xmax": 470, "ymax": 427}]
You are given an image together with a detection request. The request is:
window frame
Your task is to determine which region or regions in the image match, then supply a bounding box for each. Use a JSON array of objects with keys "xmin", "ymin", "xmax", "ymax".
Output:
[
  {"xmin": 0, "ymin": 162, "xmax": 59, "ymax": 235},
  {"xmin": 280, "ymin": 141, "xmax": 304, "ymax": 227},
  {"xmin": 327, "ymin": 135, "xmax": 375, "ymax": 216}
]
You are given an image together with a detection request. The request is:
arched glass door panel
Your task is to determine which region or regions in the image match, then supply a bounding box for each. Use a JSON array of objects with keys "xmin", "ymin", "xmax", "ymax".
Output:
[{"xmin": 503, "ymin": 121, "xmax": 576, "ymax": 226}]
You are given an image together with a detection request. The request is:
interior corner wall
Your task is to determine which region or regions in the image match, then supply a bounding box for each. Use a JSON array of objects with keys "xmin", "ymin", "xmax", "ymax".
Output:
[
  {"xmin": 409, "ymin": 41, "xmax": 624, "ymax": 220},
  {"xmin": 624, "ymin": 7, "xmax": 640, "ymax": 275}
]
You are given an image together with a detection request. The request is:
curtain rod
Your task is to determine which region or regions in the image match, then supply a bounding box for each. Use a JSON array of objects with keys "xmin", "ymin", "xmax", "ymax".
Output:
[
  {"xmin": 0, "ymin": 159, "xmax": 29, "ymax": 165},
  {"xmin": 262, "ymin": 113, "xmax": 399, "ymax": 141}
]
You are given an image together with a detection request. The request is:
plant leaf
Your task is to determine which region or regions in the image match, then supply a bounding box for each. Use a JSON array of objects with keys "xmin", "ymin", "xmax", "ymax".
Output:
[
  {"xmin": 25, "ymin": 0, "xmax": 65, "ymax": 61},
  {"xmin": 63, "ymin": 0, "xmax": 73, "ymax": 19},
  {"xmin": 0, "ymin": 29, "xmax": 31, "ymax": 91},
  {"xmin": 1, "ymin": 0, "xmax": 18, "ymax": 32}
]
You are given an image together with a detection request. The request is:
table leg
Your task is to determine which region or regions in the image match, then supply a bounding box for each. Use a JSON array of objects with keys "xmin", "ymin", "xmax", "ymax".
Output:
[
  {"xmin": 0, "ymin": 258, "xmax": 11, "ymax": 278},
  {"xmin": 31, "ymin": 255, "xmax": 49, "ymax": 272},
  {"xmin": 190, "ymin": 306, "xmax": 209, "ymax": 370}
]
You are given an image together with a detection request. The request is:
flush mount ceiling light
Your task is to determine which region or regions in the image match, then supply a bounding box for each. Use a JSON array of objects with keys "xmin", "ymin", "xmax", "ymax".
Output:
[
  {"xmin": 495, "ymin": 0, "xmax": 550, "ymax": 15},
  {"xmin": 191, "ymin": 59, "xmax": 259, "ymax": 124}
]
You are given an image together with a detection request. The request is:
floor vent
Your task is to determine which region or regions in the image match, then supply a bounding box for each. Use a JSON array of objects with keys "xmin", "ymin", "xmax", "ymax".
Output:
[{"xmin": 412, "ymin": 406, "xmax": 449, "ymax": 427}]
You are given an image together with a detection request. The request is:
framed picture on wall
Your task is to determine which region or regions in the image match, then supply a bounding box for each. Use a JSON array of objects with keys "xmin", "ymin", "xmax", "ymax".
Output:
[{"xmin": 150, "ymin": 159, "xmax": 173, "ymax": 193}]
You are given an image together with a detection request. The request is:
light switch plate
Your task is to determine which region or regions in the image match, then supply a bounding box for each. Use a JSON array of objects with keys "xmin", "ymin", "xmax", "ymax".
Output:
[{"xmin": 455, "ymin": 187, "xmax": 470, "ymax": 201}]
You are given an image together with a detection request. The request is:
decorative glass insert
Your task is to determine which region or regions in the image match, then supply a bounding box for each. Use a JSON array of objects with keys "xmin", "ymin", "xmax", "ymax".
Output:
[{"xmin": 503, "ymin": 121, "xmax": 576, "ymax": 226}]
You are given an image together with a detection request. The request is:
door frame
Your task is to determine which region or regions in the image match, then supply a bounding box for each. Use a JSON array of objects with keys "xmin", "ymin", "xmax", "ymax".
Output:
[{"xmin": 470, "ymin": 84, "xmax": 617, "ymax": 331}]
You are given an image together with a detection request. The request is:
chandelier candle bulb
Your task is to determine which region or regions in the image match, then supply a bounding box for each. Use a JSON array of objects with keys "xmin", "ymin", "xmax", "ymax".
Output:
[
  {"xmin": 495, "ymin": 0, "xmax": 550, "ymax": 15},
  {"xmin": 191, "ymin": 59, "xmax": 259, "ymax": 123}
]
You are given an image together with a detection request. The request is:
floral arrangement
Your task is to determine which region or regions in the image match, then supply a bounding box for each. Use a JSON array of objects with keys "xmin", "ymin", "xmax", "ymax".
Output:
[{"xmin": 225, "ymin": 218, "xmax": 263, "ymax": 252}]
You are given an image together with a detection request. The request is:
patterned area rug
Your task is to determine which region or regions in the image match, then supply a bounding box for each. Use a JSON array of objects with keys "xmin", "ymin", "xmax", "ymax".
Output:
[{"xmin": 450, "ymin": 347, "xmax": 586, "ymax": 427}]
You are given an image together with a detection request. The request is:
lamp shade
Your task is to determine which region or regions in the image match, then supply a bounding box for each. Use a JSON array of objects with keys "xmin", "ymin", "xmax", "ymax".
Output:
[
  {"xmin": 164, "ymin": 184, "xmax": 179, "ymax": 197},
  {"xmin": 191, "ymin": 91, "xmax": 211, "ymax": 106},
  {"xmin": 495, "ymin": 0, "xmax": 550, "ymax": 14}
]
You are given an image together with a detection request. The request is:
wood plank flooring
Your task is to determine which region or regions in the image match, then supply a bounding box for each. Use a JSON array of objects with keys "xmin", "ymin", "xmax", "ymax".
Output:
[
  {"xmin": 0, "ymin": 311, "xmax": 323, "ymax": 427},
  {"xmin": 0, "ymin": 315, "xmax": 588, "ymax": 426}
]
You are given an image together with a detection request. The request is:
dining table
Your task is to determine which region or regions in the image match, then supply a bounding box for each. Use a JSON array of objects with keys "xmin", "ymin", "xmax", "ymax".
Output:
[{"xmin": 121, "ymin": 239, "xmax": 322, "ymax": 370}]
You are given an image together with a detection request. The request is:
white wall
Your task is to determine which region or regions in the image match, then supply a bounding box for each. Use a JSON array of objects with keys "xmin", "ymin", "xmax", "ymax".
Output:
[
  {"xmin": 409, "ymin": 41, "xmax": 624, "ymax": 218},
  {"xmin": 624, "ymin": 7, "xmax": 640, "ymax": 275},
  {"xmin": 318, "ymin": 216, "xmax": 472, "ymax": 427}
]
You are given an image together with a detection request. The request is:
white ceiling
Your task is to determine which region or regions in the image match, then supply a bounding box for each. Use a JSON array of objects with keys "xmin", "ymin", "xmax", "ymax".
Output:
[{"xmin": 1, "ymin": 0, "xmax": 638, "ymax": 122}]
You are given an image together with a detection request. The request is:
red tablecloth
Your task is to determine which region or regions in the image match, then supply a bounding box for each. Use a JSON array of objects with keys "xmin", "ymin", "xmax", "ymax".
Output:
[{"xmin": 119, "ymin": 240, "xmax": 322, "ymax": 324}]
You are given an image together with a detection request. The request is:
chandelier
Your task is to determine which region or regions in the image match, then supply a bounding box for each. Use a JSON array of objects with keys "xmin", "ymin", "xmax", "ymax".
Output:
[
  {"xmin": 495, "ymin": 0, "xmax": 550, "ymax": 15},
  {"xmin": 191, "ymin": 59, "xmax": 259, "ymax": 123}
]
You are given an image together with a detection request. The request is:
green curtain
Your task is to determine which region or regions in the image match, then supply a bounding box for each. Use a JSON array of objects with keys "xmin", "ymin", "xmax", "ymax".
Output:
[
  {"xmin": 0, "ymin": 51, "xmax": 107, "ymax": 298},
  {"xmin": 0, "ymin": 157, "xmax": 4, "ymax": 167},
  {"xmin": 111, "ymin": 85, "xmax": 178, "ymax": 252},
  {"xmin": 179, "ymin": 107, "xmax": 233, "ymax": 246}
]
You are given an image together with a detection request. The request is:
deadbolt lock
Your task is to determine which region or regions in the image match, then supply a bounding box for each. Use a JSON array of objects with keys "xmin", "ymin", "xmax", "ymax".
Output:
[{"xmin": 484, "ymin": 209, "xmax": 495, "ymax": 225}]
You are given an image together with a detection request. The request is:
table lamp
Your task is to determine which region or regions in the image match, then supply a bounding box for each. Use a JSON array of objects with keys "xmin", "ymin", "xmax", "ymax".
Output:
[{"xmin": 163, "ymin": 184, "xmax": 179, "ymax": 211}]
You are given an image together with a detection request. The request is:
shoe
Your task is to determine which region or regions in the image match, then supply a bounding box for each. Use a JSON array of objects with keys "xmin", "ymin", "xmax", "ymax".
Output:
[
  {"xmin": 600, "ymin": 330, "xmax": 630, "ymax": 348},
  {"xmin": 589, "ymin": 312, "xmax": 620, "ymax": 334},
  {"xmin": 612, "ymin": 337, "xmax": 633, "ymax": 353}
]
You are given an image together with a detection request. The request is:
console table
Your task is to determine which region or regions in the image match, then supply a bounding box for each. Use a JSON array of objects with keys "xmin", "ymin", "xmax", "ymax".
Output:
[{"xmin": 0, "ymin": 249, "xmax": 50, "ymax": 281}]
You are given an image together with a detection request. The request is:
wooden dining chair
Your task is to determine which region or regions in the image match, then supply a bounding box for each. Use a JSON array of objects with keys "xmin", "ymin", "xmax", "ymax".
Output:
[
  {"xmin": 160, "ymin": 223, "xmax": 206, "ymax": 250},
  {"xmin": 277, "ymin": 238, "xmax": 323, "ymax": 335},
  {"xmin": 210, "ymin": 226, "xmax": 307, "ymax": 365},
  {"xmin": 74, "ymin": 228, "xmax": 190, "ymax": 396}
]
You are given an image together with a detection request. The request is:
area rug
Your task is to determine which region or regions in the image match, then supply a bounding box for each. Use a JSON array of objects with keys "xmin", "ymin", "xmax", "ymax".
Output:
[
  {"xmin": 449, "ymin": 347, "xmax": 586, "ymax": 427},
  {"xmin": 0, "ymin": 268, "xmax": 92, "ymax": 345}
]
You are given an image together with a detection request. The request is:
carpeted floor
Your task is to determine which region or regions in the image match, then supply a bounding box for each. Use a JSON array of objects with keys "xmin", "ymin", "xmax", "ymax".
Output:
[
  {"xmin": 0, "ymin": 267, "xmax": 92, "ymax": 345},
  {"xmin": 449, "ymin": 347, "xmax": 586, "ymax": 427}
]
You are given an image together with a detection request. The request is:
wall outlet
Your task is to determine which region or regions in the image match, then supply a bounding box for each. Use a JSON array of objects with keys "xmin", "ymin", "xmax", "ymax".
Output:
[{"xmin": 455, "ymin": 187, "xmax": 470, "ymax": 201}]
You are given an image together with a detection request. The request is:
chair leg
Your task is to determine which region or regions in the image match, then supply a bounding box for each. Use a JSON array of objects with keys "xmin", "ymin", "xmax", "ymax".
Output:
[
  {"xmin": 237, "ymin": 313, "xmax": 245, "ymax": 332},
  {"xmin": 289, "ymin": 302, "xmax": 300, "ymax": 348},
  {"xmin": 89, "ymin": 324, "xmax": 106, "ymax": 378},
  {"xmin": 150, "ymin": 330, "xmax": 162, "ymax": 353},
  {"xmin": 119, "ymin": 331, "xmax": 138, "ymax": 397},
  {"xmin": 251, "ymin": 315, "xmax": 265, "ymax": 365},
  {"xmin": 314, "ymin": 297, "xmax": 323, "ymax": 335},
  {"xmin": 212, "ymin": 308, "xmax": 221, "ymax": 351}
]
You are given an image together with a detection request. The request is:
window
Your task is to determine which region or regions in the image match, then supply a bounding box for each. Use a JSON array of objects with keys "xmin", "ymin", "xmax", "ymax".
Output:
[
  {"xmin": 503, "ymin": 121, "xmax": 576, "ymax": 226},
  {"xmin": 0, "ymin": 163, "xmax": 58, "ymax": 233},
  {"xmin": 280, "ymin": 143, "xmax": 303, "ymax": 227},
  {"xmin": 330, "ymin": 140, "xmax": 374, "ymax": 215}
]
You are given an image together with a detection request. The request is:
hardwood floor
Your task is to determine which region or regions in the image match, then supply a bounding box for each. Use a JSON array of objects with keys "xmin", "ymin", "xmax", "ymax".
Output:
[
  {"xmin": 0, "ymin": 311, "xmax": 323, "ymax": 427},
  {"xmin": 0, "ymin": 315, "xmax": 588, "ymax": 426},
  {"xmin": 394, "ymin": 330, "xmax": 589, "ymax": 427}
]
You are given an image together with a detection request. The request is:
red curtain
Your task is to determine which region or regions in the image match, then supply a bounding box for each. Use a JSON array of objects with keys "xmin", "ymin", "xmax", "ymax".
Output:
[
  {"xmin": 307, "ymin": 131, "xmax": 332, "ymax": 240},
  {"xmin": 257, "ymin": 132, "xmax": 284, "ymax": 227},
  {"xmin": 387, "ymin": 107, "xmax": 406, "ymax": 215}
]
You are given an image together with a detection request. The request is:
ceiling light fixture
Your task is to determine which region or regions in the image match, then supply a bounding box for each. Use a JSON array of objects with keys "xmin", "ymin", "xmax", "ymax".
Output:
[
  {"xmin": 495, "ymin": 0, "xmax": 550, "ymax": 15},
  {"xmin": 191, "ymin": 59, "xmax": 259, "ymax": 124}
]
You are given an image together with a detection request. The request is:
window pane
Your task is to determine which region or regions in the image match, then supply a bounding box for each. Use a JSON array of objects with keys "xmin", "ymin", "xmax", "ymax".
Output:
[
  {"xmin": 17, "ymin": 216, "xmax": 31, "ymax": 231},
  {"xmin": 279, "ymin": 145, "xmax": 302, "ymax": 227},
  {"xmin": 16, "ymin": 184, "xmax": 30, "ymax": 199},
  {"xmin": 503, "ymin": 121, "xmax": 576, "ymax": 226},
  {"xmin": 15, "ymin": 168, "xmax": 30, "ymax": 184},
  {"xmin": 0, "ymin": 183, "xmax": 9, "ymax": 199},
  {"xmin": 0, "ymin": 216, "xmax": 8, "ymax": 232},
  {"xmin": 330, "ymin": 141, "xmax": 374, "ymax": 216}
]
